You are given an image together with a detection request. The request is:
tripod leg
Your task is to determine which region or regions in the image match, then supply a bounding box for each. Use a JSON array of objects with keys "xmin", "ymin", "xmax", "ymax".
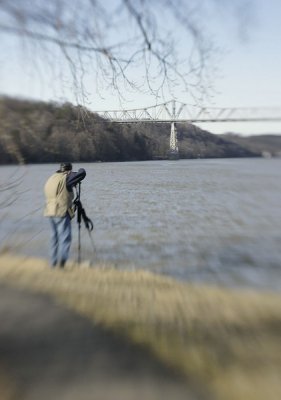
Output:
[
  {"xmin": 87, "ymin": 230, "xmax": 97, "ymax": 262},
  {"xmin": 78, "ymin": 223, "xmax": 81, "ymax": 265}
]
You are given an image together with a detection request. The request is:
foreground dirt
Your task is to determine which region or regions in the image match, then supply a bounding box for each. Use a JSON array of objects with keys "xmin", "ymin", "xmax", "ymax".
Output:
[
  {"xmin": 0, "ymin": 254, "xmax": 280, "ymax": 400},
  {"xmin": 0, "ymin": 284, "xmax": 202, "ymax": 400}
]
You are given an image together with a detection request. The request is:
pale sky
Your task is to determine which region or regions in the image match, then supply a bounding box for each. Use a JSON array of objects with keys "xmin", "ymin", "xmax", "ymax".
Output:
[{"xmin": 0, "ymin": 0, "xmax": 281, "ymax": 135}]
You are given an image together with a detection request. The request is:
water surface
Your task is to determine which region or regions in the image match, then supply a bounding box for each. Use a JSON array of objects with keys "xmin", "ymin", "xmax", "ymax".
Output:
[{"xmin": 1, "ymin": 159, "xmax": 280, "ymax": 291}]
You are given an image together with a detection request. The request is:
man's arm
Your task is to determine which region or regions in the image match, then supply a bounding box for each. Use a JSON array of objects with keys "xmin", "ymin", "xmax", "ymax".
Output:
[{"xmin": 66, "ymin": 168, "xmax": 86, "ymax": 190}]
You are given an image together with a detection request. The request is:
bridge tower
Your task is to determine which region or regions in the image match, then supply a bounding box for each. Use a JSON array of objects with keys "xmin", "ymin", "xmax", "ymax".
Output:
[
  {"xmin": 168, "ymin": 100, "xmax": 179, "ymax": 159},
  {"xmin": 168, "ymin": 122, "xmax": 179, "ymax": 159}
]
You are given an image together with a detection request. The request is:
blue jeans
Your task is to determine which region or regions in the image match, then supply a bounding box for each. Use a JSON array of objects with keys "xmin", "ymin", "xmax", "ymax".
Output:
[{"xmin": 49, "ymin": 215, "xmax": 72, "ymax": 266}]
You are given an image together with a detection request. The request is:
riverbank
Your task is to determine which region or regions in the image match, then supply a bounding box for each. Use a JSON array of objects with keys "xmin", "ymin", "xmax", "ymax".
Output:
[{"xmin": 0, "ymin": 253, "xmax": 280, "ymax": 400}]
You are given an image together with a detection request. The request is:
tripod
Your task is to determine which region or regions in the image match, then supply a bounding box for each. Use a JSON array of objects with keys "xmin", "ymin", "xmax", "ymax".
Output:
[{"xmin": 74, "ymin": 183, "xmax": 95, "ymax": 264}]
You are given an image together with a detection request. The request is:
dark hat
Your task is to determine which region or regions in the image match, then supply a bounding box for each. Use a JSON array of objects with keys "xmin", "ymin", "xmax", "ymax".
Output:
[{"xmin": 59, "ymin": 162, "xmax": 73, "ymax": 172}]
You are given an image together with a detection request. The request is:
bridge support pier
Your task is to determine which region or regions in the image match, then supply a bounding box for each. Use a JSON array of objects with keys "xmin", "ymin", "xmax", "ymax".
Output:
[{"xmin": 168, "ymin": 122, "xmax": 179, "ymax": 159}]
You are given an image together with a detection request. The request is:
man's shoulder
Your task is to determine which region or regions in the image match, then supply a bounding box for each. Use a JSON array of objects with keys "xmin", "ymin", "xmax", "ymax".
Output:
[{"xmin": 45, "ymin": 172, "xmax": 66, "ymax": 185}]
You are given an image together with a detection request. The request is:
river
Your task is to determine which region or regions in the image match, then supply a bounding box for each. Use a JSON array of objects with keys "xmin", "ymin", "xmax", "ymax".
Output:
[{"xmin": 1, "ymin": 158, "xmax": 281, "ymax": 291}]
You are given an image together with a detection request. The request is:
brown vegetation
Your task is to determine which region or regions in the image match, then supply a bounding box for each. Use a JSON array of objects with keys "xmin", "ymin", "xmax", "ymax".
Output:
[{"xmin": 0, "ymin": 254, "xmax": 280, "ymax": 400}]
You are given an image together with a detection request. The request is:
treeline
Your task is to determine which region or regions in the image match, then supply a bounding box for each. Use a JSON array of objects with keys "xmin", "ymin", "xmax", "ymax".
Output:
[
  {"xmin": 220, "ymin": 133, "xmax": 281, "ymax": 157},
  {"xmin": 0, "ymin": 97, "xmax": 258, "ymax": 164}
]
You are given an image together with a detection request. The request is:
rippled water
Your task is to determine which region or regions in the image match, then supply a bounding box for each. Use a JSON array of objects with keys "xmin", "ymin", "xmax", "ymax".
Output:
[{"xmin": 1, "ymin": 159, "xmax": 281, "ymax": 291}]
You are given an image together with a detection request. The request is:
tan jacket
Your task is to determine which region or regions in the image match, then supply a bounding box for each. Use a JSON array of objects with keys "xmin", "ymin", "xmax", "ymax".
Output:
[{"xmin": 44, "ymin": 172, "xmax": 74, "ymax": 217}]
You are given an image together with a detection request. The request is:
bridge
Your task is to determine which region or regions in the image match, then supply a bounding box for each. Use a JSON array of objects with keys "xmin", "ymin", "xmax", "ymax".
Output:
[{"xmin": 93, "ymin": 100, "xmax": 281, "ymax": 158}]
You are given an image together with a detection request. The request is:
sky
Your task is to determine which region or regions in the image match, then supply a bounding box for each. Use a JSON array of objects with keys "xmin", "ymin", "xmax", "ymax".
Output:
[{"xmin": 0, "ymin": 0, "xmax": 281, "ymax": 136}]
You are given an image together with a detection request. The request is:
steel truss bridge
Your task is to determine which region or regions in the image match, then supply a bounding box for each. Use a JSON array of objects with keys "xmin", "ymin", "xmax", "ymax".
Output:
[{"xmin": 93, "ymin": 100, "xmax": 281, "ymax": 157}]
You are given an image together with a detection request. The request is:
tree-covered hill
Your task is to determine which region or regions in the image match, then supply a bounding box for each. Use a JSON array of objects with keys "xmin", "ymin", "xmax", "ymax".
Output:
[
  {"xmin": 0, "ymin": 97, "xmax": 258, "ymax": 164},
  {"xmin": 220, "ymin": 133, "xmax": 281, "ymax": 157}
]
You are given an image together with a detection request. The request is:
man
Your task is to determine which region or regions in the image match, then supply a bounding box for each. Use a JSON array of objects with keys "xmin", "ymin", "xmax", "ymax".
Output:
[{"xmin": 44, "ymin": 162, "xmax": 86, "ymax": 268}]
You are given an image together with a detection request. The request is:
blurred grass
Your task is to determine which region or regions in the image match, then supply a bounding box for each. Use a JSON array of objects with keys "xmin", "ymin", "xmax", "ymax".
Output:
[{"xmin": 0, "ymin": 253, "xmax": 280, "ymax": 400}]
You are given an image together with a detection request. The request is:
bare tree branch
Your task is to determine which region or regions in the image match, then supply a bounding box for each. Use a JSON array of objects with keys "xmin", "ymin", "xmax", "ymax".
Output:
[{"xmin": 0, "ymin": 0, "xmax": 252, "ymax": 105}]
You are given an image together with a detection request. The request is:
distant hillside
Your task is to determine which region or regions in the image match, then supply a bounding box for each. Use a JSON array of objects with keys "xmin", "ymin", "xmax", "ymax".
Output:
[
  {"xmin": 220, "ymin": 133, "xmax": 281, "ymax": 157},
  {"xmin": 0, "ymin": 97, "xmax": 258, "ymax": 164},
  {"xmin": 175, "ymin": 124, "xmax": 258, "ymax": 159}
]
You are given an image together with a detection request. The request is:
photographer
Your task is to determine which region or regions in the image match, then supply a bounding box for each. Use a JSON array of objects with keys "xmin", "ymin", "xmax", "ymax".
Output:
[{"xmin": 44, "ymin": 162, "xmax": 86, "ymax": 268}]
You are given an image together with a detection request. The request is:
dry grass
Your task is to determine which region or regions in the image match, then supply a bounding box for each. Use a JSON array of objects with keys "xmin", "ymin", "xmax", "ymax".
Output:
[{"xmin": 0, "ymin": 253, "xmax": 280, "ymax": 400}]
